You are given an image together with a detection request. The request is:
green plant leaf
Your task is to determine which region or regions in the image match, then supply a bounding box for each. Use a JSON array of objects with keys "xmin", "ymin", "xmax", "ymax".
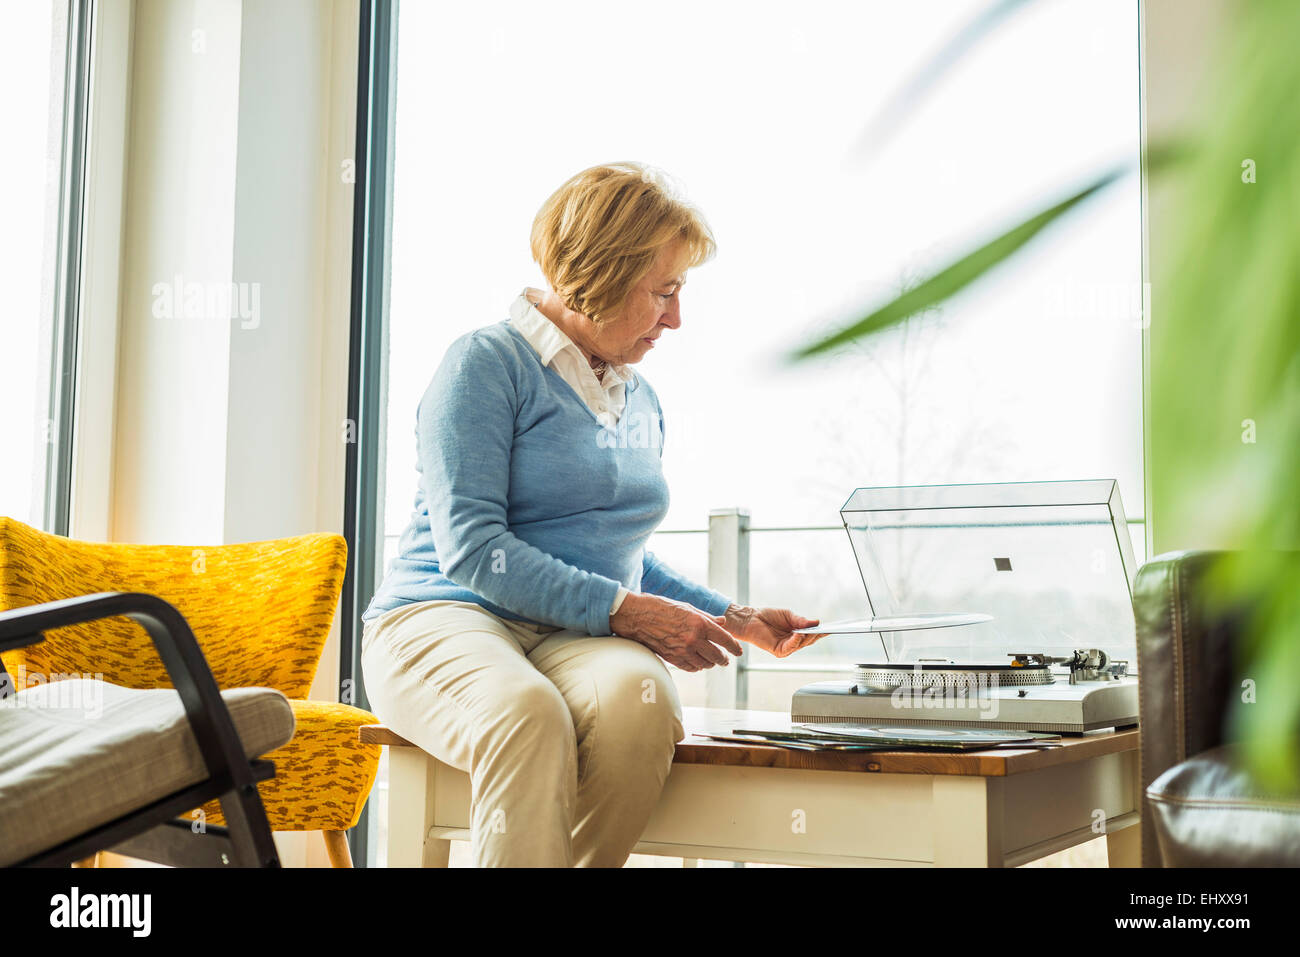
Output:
[
  {"xmin": 787, "ymin": 167, "xmax": 1122, "ymax": 361},
  {"xmin": 788, "ymin": 141, "xmax": 1189, "ymax": 363}
]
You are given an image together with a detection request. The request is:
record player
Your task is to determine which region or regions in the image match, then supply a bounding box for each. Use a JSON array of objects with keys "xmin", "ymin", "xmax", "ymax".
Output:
[{"xmin": 791, "ymin": 480, "xmax": 1141, "ymax": 734}]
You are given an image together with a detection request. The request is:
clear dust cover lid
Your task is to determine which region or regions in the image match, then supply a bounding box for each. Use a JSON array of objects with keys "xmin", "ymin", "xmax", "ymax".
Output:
[{"xmin": 838, "ymin": 480, "xmax": 1139, "ymax": 671}]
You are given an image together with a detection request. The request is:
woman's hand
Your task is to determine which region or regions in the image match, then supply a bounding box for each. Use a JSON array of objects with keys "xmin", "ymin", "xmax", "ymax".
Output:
[
  {"xmin": 720, "ymin": 604, "xmax": 825, "ymax": 658},
  {"xmin": 610, "ymin": 593, "xmax": 744, "ymax": 672}
]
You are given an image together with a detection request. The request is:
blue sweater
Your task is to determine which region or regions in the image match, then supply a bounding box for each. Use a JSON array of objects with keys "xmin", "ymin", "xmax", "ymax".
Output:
[{"xmin": 362, "ymin": 320, "xmax": 733, "ymax": 635}]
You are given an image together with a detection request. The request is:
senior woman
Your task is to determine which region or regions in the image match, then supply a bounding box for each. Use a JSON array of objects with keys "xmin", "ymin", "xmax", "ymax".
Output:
[{"xmin": 361, "ymin": 162, "xmax": 824, "ymax": 868}]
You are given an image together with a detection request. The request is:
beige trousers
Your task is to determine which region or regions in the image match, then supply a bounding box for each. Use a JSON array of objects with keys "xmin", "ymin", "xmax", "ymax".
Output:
[{"xmin": 360, "ymin": 599, "xmax": 685, "ymax": 867}]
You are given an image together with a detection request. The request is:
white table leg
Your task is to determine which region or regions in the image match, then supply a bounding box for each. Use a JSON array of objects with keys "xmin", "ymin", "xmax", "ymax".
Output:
[
  {"xmin": 1107, "ymin": 747, "xmax": 1143, "ymax": 867},
  {"xmin": 387, "ymin": 747, "xmax": 451, "ymax": 868},
  {"xmin": 1105, "ymin": 819, "xmax": 1142, "ymax": 867},
  {"xmin": 931, "ymin": 776, "xmax": 1004, "ymax": 867}
]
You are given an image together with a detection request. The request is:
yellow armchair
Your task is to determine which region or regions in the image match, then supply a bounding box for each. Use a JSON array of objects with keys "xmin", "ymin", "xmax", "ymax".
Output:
[{"xmin": 0, "ymin": 517, "xmax": 381, "ymax": 867}]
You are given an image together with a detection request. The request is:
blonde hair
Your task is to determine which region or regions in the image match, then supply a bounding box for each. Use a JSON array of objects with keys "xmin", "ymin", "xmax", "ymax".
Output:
[{"xmin": 530, "ymin": 162, "xmax": 716, "ymax": 324}]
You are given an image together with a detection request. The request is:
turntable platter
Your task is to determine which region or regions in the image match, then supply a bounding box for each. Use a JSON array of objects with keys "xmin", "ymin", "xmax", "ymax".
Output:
[{"xmin": 855, "ymin": 660, "xmax": 1055, "ymax": 692}]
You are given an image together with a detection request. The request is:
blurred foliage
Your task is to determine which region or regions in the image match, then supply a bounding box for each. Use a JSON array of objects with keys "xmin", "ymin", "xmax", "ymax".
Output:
[
  {"xmin": 1162, "ymin": 0, "xmax": 1300, "ymax": 791},
  {"xmin": 789, "ymin": 0, "xmax": 1300, "ymax": 788}
]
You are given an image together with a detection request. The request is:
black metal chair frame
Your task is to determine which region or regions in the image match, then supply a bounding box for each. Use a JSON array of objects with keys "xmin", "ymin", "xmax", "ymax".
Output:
[{"xmin": 0, "ymin": 592, "xmax": 281, "ymax": 867}]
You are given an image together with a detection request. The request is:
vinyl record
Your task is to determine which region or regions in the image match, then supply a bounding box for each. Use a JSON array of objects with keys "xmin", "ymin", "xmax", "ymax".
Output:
[
  {"xmin": 873, "ymin": 726, "xmax": 960, "ymax": 737},
  {"xmin": 792, "ymin": 612, "xmax": 993, "ymax": 635}
]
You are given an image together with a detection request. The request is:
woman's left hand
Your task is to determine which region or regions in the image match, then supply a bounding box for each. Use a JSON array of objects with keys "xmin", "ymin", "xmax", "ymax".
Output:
[{"xmin": 719, "ymin": 604, "xmax": 826, "ymax": 658}]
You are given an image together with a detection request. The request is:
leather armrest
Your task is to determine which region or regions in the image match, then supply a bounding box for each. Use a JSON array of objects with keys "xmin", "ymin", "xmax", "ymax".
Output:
[{"xmin": 1147, "ymin": 744, "xmax": 1300, "ymax": 866}]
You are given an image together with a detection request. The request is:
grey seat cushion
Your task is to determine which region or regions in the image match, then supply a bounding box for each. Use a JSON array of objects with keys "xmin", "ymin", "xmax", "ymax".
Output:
[
  {"xmin": 0, "ymin": 679, "xmax": 294, "ymax": 866},
  {"xmin": 1146, "ymin": 743, "xmax": 1300, "ymax": 866}
]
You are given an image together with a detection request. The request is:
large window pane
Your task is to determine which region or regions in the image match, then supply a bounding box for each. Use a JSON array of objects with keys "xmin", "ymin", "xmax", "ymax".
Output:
[
  {"xmin": 0, "ymin": 0, "xmax": 82, "ymax": 530},
  {"xmin": 380, "ymin": 0, "xmax": 1142, "ymax": 677}
]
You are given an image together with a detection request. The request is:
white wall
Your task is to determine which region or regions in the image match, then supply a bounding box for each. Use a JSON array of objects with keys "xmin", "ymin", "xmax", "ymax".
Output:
[
  {"xmin": 226, "ymin": 0, "xmax": 330, "ymax": 544},
  {"xmin": 113, "ymin": 0, "xmax": 357, "ymax": 549},
  {"xmin": 71, "ymin": 0, "xmax": 133, "ymax": 541},
  {"xmin": 113, "ymin": 0, "xmax": 242, "ymax": 545}
]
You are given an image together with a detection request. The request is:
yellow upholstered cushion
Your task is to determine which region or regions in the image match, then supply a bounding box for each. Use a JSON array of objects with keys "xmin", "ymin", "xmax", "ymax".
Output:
[{"xmin": 191, "ymin": 699, "xmax": 382, "ymax": 832}]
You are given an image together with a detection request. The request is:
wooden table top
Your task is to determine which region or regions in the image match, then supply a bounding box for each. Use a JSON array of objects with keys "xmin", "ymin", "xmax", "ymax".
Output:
[
  {"xmin": 359, "ymin": 706, "xmax": 1139, "ymax": 778},
  {"xmin": 676, "ymin": 707, "xmax": 1138, "ymax": 777}
]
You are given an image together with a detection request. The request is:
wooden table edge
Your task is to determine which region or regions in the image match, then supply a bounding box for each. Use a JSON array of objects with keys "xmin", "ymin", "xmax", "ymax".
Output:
[{"xmin": 358, "ymin": 723, "xmax": 1138, "ymax": 777}]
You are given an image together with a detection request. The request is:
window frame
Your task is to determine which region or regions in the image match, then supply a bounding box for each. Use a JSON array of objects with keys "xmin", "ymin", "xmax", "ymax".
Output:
[
  {"xmin": 30, "ymin": 0, "xmax": 95, "ymax": 535},
  {"xmin": 340, "ymin": 0, "xmax": 399, "ymax": 869}
]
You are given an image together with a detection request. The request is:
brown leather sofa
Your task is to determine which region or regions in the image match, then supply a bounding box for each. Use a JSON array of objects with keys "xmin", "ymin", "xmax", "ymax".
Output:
[{"xmin": 1134, "ymin": 551, "xmax": 1300, "ymax": 866}]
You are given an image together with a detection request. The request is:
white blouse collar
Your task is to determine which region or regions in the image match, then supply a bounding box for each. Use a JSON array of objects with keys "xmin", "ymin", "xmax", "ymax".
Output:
[{"xmin": 508, "ymin": 289, "xmax": 633, "ymax": 386}]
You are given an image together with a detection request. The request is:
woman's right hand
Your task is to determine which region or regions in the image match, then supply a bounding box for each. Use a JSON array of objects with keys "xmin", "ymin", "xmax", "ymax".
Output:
[{"xmin": 610, "ymin": 592, "xmax": 744, "ymax": 672}]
